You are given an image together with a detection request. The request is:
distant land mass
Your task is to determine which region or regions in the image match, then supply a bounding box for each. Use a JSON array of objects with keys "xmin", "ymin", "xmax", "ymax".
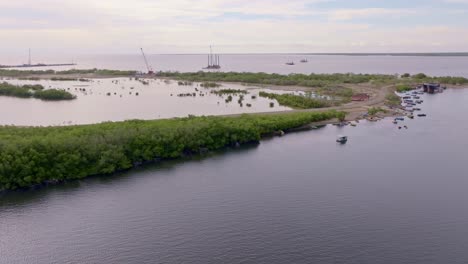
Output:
[{"xmin": 301, "ymin": 52, "xmax": 468, "ymax": 57}]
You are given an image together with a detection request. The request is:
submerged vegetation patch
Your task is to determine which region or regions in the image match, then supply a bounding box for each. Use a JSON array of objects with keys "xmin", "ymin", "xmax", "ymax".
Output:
[
  {"xmin": 0, "ymin": 111, "xmax": 345, "ymax": 191},
  {"xmin": 211, "ymin": 89, "xmax": 248, "ymax": 95}
]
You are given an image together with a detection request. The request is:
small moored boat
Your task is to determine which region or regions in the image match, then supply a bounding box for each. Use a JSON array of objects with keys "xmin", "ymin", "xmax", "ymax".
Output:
[{"xmin": 336, "ymin": 135, "xmax": 348, "ymax": 144}]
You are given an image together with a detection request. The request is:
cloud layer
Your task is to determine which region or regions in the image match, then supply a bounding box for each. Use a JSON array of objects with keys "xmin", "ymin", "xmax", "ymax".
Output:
[{"xmin": 1, "ymin": 0, "xmax": 468, "ymax": 54}]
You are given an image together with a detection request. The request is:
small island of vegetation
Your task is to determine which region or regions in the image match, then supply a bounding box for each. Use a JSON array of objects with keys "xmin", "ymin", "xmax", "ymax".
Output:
[
  {"xmin": 0, "ymin": 82, "xmax": 76, "ymax": 101},
  {"xmin": 0, "ymin": 111, "xmax": 345, "ymax": 191}
]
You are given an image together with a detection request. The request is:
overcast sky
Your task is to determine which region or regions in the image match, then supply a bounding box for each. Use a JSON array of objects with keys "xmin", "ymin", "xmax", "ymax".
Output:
[{"xmin": 1, "ymin": 0, "xmax": 468, "ymax": 54}]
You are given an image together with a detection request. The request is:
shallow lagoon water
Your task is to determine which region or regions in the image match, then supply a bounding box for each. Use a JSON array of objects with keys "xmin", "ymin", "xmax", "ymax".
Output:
[
  {"xmin": 1, "ymin": 89, "xmax": 468, "ymax": 264},
  {"xmin": 0, "ymin": 78, "xmax": 291, "ymax": 126}
]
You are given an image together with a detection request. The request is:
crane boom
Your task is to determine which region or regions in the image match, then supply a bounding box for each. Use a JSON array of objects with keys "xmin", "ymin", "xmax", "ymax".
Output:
[{"xmin": 140, "ymin": 48, "xmax": 154, "ymax": 74}]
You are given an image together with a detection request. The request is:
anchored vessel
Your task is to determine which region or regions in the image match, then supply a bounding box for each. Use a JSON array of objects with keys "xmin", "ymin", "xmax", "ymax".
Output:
[
  {"xmin": 336, "ymin": 135, "xmax": 348, "ymax": 144},
  {"xmin": 204, "ymin": 45, "xmax": 221, "ymax": 69}
]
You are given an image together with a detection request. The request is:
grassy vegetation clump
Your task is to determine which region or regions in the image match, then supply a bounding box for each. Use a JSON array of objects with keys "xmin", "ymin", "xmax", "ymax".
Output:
[
  {"xmin": 259, "ymin": 91, "xmax": 330, "ymax": 109},
  {"xmin": 0, "ymin": 111, "xmax": 345, "ymax": 190},
  {"xmin": 33, "ymin": 89, "xmax": 76, "ymax": 100},
  {"xmin": 431, "ymin": 76, "xmax": 468, "ymax": 85},
  {"xmin": 0, "ymin": 82, "xmax": 33, "ymax": 98},
  {"xmin": 0, "ymin": 82, "xmax": 75, "ymax": 101},
  {"xmin": 368, "ymin": 107, "xmax": 388, "ymax": 116},
  {"xmin": 177, "ymin": 81, "xmax": 193, "ymax": 86},
  {"xmin": 385, "ymin": 93, "xmax": 401, "ymax": 107},
  {"xmin": 51, "ymin": 77, "xmax": 78, "ymax": 81},
  {"xmin": 212, "ymin": 89, "xmax": 248, "ymax": 95},
  {"xmin": 396, "ymin": 84, "xmax": 413, "ymax": 93},
  {"xmin": 159, "ymin": 71, "xmax": 397, "ymax": 88},
  {"xmin": 316, "ymin": 86, "xmax": 354, "ymax": 98},
  {"xmin": 200, "ymin": 82, "xmax": 221, "ymax": 88}
]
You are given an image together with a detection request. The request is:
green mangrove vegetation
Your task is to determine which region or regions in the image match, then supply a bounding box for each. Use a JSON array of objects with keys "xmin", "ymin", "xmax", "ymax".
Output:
[
  {"xmin": 159, "ymin": 71, "xmax": 398, "ymax": 87},
  {"xmin": 0, "ymin": 82, "xmax": 76, "ymax": 101},
  {"xmin": 212, "ymin": 89, "xmax": 248, "ymax": 95},
  {"xmin": 259, "ymin": 91, "xmax": 331, "ymax": 109},
  {"xmin": 0, "ymin": 111, "xmax": 345, "ymax": 190}
]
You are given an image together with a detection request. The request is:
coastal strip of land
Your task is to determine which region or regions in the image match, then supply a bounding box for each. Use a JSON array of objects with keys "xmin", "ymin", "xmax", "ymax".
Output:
[
  {"xmin": 1, "ymin": 68, "xmax": 467, "ymax": 122},
  {"xmin": 0, "ymin": 111, "xmax": 345, "ymax": 191}
]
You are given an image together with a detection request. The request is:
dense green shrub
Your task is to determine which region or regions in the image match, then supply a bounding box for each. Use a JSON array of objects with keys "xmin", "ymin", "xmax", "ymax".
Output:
[
  {"xmin": 33, "ymin": 89, "xmax": 76, "ymax": 100},
  {"xmin": 396, "ymin": 84, "xmax": 413, "ymax": 92},
  {"xmin": 0, "ymin": 82, "xmax": 33, "ymax": 98},
  {"xmin": 413, "ymin": 73, "xmax": 427, "ymax": 79},
  {"xmin": 0, "ymin": 111, "xmax": 344, "ymax": 190},
  {"xmin": 259, "ymin": 91, "xmax": 330, "ymax": 109},
  {"xmin": 0, "ymin": 82, "xmax": 75, "ymax": 100}
]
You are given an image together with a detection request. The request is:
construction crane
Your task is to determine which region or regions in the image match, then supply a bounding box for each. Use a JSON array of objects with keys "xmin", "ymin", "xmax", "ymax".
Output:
[{"xmin": 140, "ymin": 48, "xmax": 154, "ymax": 75}]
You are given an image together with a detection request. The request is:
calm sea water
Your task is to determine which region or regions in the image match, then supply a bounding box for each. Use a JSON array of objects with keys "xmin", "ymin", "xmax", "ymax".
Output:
[
  {"xmin": 1, "ymin": 89, "xmax": 468, "ymax": 264},
  {"xmin": 1, "ymin": 54, "xmax": 468, "ymax": 77}
]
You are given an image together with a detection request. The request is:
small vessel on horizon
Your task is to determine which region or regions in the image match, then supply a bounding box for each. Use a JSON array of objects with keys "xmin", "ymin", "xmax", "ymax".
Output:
[
  {"xmin": 285, "ymin": 61, "xmax": 295, "ymax": 66},
  {"xmin": 300, "ymin": 58, "xmax": 308, "ymax": 63}
]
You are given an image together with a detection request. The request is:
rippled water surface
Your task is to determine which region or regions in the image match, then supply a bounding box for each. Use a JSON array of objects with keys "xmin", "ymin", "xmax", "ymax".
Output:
[{"xmin": 1, "ymin": 89, "xmax": 468, "ymax": 264}]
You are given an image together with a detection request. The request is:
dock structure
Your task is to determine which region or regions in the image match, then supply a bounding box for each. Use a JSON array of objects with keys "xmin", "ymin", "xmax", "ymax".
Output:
[
  {"xmin": 204, "ymin": 45, "xmax": 221, "ymax": 69},
  {"xmin": 0, "ymin": 49, "xmax": 77, "ymax": 69},
  {"xmin": 422, "ymin": 83, "xmax": 444, "ymax": 94},
  {"xmin": 0, "ymin": 63, "xmax": 77, "ymax": 69}
]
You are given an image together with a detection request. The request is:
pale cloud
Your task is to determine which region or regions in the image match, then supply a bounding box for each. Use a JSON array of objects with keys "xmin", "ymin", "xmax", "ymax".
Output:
[
  {"xmin": 329, "ymin": 8, "xmax": 416, "ymax": 21},
  {"xmin": 0, "ymin": 0, "xmax": 467, "ymax": 54}
]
